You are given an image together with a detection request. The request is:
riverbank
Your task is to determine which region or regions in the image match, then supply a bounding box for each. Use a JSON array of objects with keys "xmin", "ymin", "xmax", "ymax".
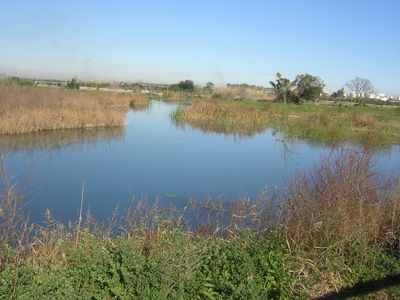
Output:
[
  {"xmin": 172, "ymin": 99, "xmax": 400, "ymax": 147},
  {"xmin": 1, "ymin": 149, "xmax": 399, "ymax": 298},
  {"xmin": 3, "ymin": 83, "xmax": 399, "ymax": 148},
  {"xmin": 0, "ymin": 83, "xmax": 149, "ymax": 135}
]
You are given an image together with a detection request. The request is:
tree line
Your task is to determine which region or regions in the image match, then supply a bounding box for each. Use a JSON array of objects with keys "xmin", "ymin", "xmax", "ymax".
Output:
[
  {"xmin": 269, "ymin": 73, "xmax": 374, "ymax": 104},
  {"xmin": 6, "ymin": 73, "xmax": 377, "ymax": 105}
]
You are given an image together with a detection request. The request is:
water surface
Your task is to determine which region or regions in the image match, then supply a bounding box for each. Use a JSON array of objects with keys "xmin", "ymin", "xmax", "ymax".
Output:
[{"xmin": 2, "ymin": 101, "xmax": 399, "ymax": 224}]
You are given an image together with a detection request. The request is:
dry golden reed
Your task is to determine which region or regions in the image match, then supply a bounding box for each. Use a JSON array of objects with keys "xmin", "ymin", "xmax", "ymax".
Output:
[
  {"xmin": 214, "ymin": 86, "xmax": 274, "ymax": 100},
  {"xmin": 0, "ymin": 84, "xmax": 134, "ymax": 134},
  {"xmin": 173, "ymin": 100, "xmax": 271, "ymax": 135},
  {"xmin": 281, "ymin": 149, "xmax": 400, "ymax": 251}
]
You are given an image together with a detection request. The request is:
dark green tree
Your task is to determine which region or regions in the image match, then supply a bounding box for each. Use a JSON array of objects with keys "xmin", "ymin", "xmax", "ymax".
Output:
[
  {"xmin": 66, "ymin": 77, "xmax": 80, "ymax": 89},
  {"xmin": 293, "ymin": 73, "xmax": 325, "ymax": 102},
  {"xmin": 178, "ymin": 80, "xmax": 195, "ymax": 92},
  {"xmin": 331, "ymin": 88, "xmax": 345, "ymax": 99}
]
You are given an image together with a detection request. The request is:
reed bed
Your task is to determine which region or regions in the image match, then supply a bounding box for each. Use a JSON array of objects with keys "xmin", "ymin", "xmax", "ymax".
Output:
[
  {"xmin": 172, "ymin": 99, "xmax": 400, "ymax": 147},
  {"xmin": 213, "ymin": 87, "xmax": 273, "ymax": 100},
  {"xmin": 172, "ymin": 100, "xmax": 271, "ymax": 136},
  {"xmin": 129, "ymin": 96, "xmax": 150, "ymax": 111},
  {"xmin": 0, "ymin": 84, "xmax": 136, "ymax": 134}
]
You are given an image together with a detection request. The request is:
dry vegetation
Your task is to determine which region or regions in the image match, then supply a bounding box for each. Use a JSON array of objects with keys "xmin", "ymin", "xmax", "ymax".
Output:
[
  {"xmin": 0, "ymin": 83, "xmax": 140, "ymax": 134},
  {"xmin": 282, "ymin": 150, "xmax": 394, "ymax": 250},
  {"xmin": 281, "ymin": 149, "xmax": 400, "ymax": 298},
  {"xmin": 172, "ymin": 99, "xmax": 271, "ymax": 136},
  {"xmin": 213, "ymin": 86, "xmax": 274, "ymax": 100}
]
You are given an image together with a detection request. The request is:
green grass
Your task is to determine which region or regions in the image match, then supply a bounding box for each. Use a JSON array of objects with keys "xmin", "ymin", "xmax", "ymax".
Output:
[
  {"xmin": 172, "ymin": 99, "xmax": 400, "ymax": 147},
  {"xmin": 0, "ymin": 230, "xmax": 290, "ymax": 299}
]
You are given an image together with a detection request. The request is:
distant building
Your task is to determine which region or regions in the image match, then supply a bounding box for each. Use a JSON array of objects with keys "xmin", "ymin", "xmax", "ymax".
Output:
[
  {"xmin": 365, "ymin": 93, "xmax": 389, "ymax": 101},
  {"xmin": 34, "ymin": 80, "xmax": 66, "ymax": 87}
]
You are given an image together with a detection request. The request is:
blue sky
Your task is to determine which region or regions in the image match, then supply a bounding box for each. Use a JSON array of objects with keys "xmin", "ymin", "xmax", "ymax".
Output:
[{"xmin": 1, "ymin": 0, "xmax": 399, "ymax": 95}]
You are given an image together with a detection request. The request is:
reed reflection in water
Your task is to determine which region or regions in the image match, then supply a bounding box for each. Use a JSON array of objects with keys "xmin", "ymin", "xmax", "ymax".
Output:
[{"xmin": 0, "ymin": 126, "xmax": 125, "ymax": 153}]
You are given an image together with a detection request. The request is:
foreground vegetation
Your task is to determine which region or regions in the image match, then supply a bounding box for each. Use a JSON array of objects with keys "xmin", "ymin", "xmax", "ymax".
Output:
[
  {"xmin": 172, "ymin": 99, "xmax": 400, "ymax": 147},
  {"xmin": 1, "ymin": 149, "xmax": 399, "ymax": 298},
  {"xmin": 0, "ymin": 82, "xmax": 149, "ymax": 135}
]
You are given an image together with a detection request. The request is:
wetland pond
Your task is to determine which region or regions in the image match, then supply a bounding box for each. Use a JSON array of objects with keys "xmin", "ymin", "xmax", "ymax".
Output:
[{"xmin": 1, "ymin": 100, "xmax": 400, "ymax": 224}]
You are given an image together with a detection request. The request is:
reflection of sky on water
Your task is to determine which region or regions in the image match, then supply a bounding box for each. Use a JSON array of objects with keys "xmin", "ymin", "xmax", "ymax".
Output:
[{"xmin": 2, "ymin": 101, "xmax": 399, "ymax": 224}]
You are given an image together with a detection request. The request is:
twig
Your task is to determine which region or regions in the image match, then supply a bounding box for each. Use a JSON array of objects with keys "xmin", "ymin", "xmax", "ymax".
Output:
[{"xmin": 76, "ymin": 181, "xmax": 85, "ymax": 246}]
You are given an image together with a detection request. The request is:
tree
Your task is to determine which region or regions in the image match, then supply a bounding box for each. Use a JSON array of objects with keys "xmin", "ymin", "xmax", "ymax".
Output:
[
  {"xmin": 203, "ymin": 81, "xmax": 215, "ymax": 94},
  {"xmin": 331, "ymin": 88, "xmax": 345, "ymax": 99},
  {"xmin": 269, "ymin": 73, "xmax": 293, "ymax": 103},
  {"xmin": 293, "ymin": 73, "xmax": 325, "ymax": 102},
  {"xmin": 345, "ymin": 77, "xmax": 374, "ymax": 104},
  {"xmin": 178, "ymin": 80, "xmax": 195, "ymax": 92},
  {"xmin": 205, "ymin": 81, "xmax": 214, "ymax": 90},
  {"xmin": 66, "ymin": 77, "xmax": 80, "ymax": 89}
]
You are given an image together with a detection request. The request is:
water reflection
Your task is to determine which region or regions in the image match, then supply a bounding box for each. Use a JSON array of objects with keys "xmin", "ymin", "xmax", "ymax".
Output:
[
  {"xmin": 174, "ymin": 121, "xmax": 268, "ymax": 139},
  {"xmin": 0, "ymin": 127, "xmax": 125, "ymax": 153},
  {"xmin": 172, "ymin": 116, "xmax": 268, "ymax": 139}
]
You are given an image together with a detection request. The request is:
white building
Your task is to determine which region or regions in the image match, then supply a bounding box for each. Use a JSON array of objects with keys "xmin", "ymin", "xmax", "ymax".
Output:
[{"xmin": 366, "ymin": 93, "xmax": 389, "ymax": 101}]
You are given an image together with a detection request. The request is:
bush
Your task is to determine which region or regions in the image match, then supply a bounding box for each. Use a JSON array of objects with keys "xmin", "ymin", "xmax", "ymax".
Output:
[
  {"xmin": 282, "ymin": 149, "xmax": 400, "ymax": 251},
  {"xmin": 0, "ymin": 229, "xmax": 291, "ymax": 299}
]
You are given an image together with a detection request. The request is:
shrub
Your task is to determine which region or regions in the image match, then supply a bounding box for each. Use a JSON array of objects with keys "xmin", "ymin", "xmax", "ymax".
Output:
[{"xmin": 281, "ymin": 149, "xmax": 399, "ymax": 251}]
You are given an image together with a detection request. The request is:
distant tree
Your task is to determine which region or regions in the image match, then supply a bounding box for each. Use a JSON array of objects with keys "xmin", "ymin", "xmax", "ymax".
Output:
[
  {"xmin": 206, "ymin": 81, "xmax": 214, "ymax": 90},
  {"xmin": 66, "ymin": 77, "xmax": 80, "ymax": 89},
  {"xmin": 269, "ymin": 73, "xmax": 293, "ymax": 103},
  {"xmin": 178, "ymin": 80, "xmax": 195, "ymax": 92},
  {"xmin": 331, "ymin": 88, "xmax": 345, "ymax": 99},
  {"xmin": 7, "ymin": 77, "xmax": 34, "ymax": 87},
  {"xmin": 202, "ymin": 81, "xmax": 215, "ymax": 95},
  {"xmin": 293, "ymin": 73, "xmax": 325, "ymax": 102},
  {"xmin": 345, "ymin": 77, "xmax": 374, "ymax": 104}
]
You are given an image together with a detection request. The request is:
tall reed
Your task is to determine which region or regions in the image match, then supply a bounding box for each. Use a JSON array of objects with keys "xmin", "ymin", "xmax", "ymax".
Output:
[
  {"xmin": 0, "ymin": 83, "xmax": 134, "ymax": 134},
  {"xmin": 0, "ymin": 152, "xmax": 29, "ymax": 246},
  {"xmin": 172, "ymin": 100, "xmax": 270, "ymax": 136},
  {"xmin": 281, "ymin": 148, "xmax": 400, "ymax": 251}
]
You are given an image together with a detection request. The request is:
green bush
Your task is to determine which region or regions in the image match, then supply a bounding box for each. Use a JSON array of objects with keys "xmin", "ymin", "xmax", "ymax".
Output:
[
  {"xmin": 0, "ymin": 230, "xmax": 291, "ymax": 299},
  {"xmin": 177, "ymin": 231, "xmax": 290, "ymax": 299}
]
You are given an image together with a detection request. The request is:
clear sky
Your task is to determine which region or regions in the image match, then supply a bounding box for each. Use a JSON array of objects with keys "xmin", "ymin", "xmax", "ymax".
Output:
[{"xmin": 1, "ymin": 0, "xmax": 399, "ymax": 95}]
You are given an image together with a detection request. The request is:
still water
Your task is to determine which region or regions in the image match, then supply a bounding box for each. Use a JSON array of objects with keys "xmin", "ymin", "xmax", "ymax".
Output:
[{"xmin": 1, "ymin": 101, "xmax": 399, "ymax": 224}]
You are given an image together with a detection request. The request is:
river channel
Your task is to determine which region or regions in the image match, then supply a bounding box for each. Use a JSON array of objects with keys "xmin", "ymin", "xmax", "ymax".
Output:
[{"xmin": 1, "ymin": 100, "xmax": 399, "ymax": 224}]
